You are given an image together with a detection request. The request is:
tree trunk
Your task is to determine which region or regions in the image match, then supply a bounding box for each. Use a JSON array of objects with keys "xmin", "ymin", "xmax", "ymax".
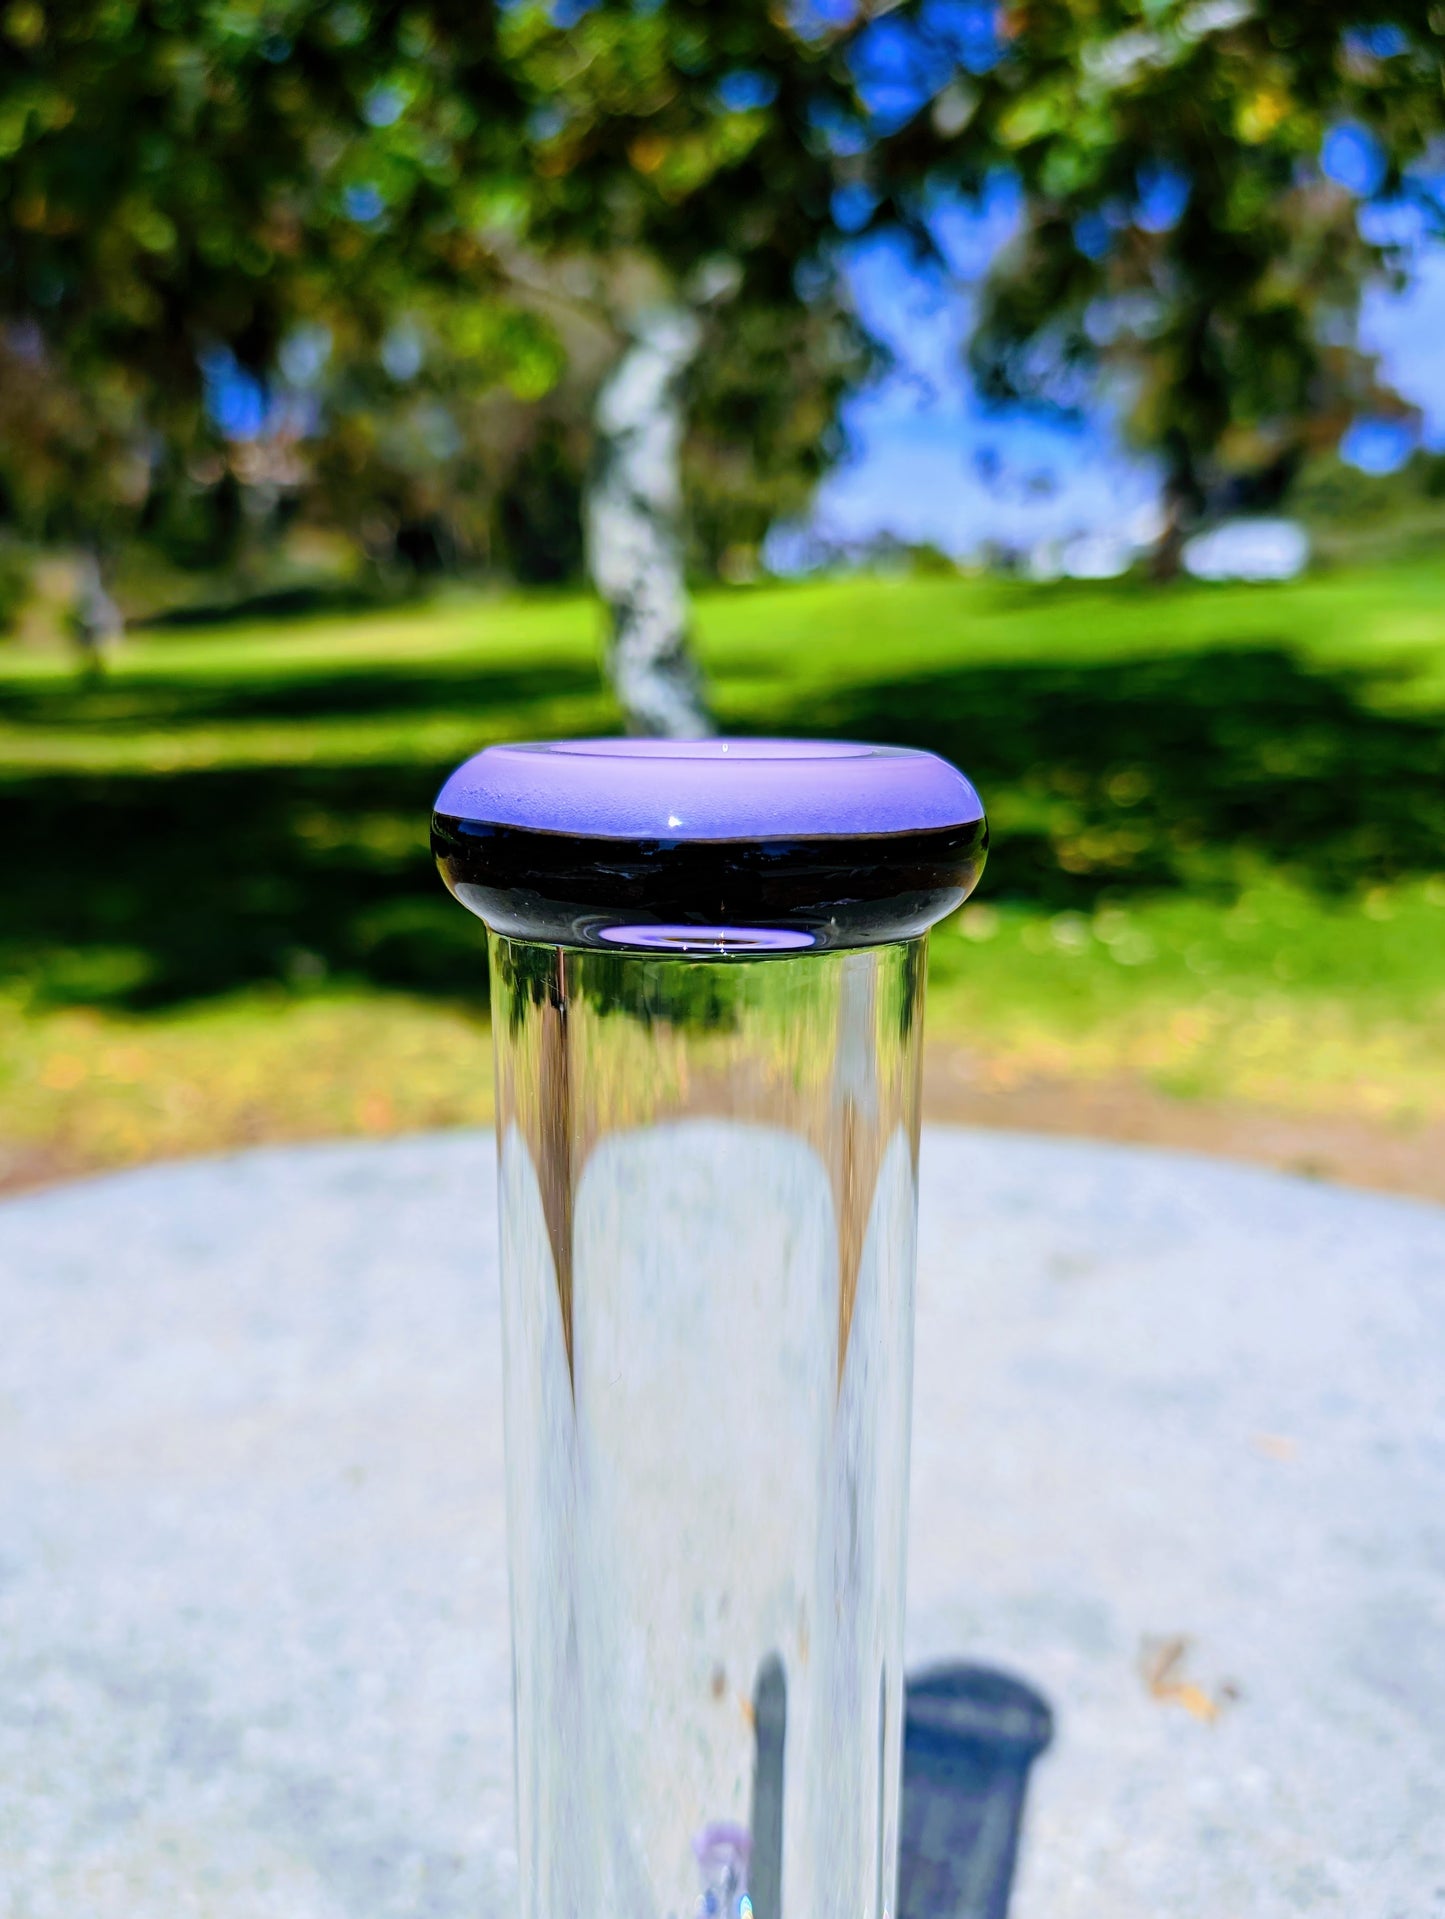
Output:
[
  {"xmin": 73, "ymin": 548, "xmax": 124, "ymax": 677},
  {"xmin": 585, "ymin": 304, "xmax": 711, "ymax": 738},
  {"xmin": 1150, "ymin": 430, "xmax": 1206, "ymax": 582}
]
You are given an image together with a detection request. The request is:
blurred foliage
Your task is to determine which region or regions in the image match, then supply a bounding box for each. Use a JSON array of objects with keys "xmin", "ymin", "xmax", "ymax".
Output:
[
  {"xmin": 0, "ymin": 539, "xmax": 31, "ymax": 628},
  {"xmin": 4, "ymin": 3, "xmax": 1445, "ymax": 596},
  {"xmin": 685, "ymin": 292, "xmax": 868, "ymax": 579},
  {"xmin": 1295, "ymin": 444, "xmax": 1445, "ymax": 516},
  {"xmin": 0, "ymin": 0, "xmax": 875, "ymax": 588},
  {"xmin": 0, "ymin": 2, "xmax": 492, "ymax": 555},
  {"xmin": 1289, "ymin": 446, "xmax": 1445, "ymax": 564},
  {"xmin": 874, "ymin": 0, "xmax": 1445, "ymax": 557}
]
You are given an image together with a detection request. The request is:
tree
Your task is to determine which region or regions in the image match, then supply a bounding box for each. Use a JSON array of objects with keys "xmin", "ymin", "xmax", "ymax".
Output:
[
  {"xmin": 472, "ymin": 4, "xmax": 883, "ymax": 731},
  {"xmin": 9, "ymin": 4, "xmax": 1440, "ymax": 713},
  {"xmin": 0, "ymin": 1, "xmax": 873, "ymax": 728},
  {"xmin": 0, "ymin": 3, "xmax": 545, "ymax": 633},
  {"xmin": 873, "ymin": 1, "xmax": 1445, "ymax": 568}
]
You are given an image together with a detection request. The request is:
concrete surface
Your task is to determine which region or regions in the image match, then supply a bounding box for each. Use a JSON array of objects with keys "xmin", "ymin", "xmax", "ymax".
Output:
[{"xmin": 0, "ymin": 1129, "xmax": 1441, "ymax": 1918}]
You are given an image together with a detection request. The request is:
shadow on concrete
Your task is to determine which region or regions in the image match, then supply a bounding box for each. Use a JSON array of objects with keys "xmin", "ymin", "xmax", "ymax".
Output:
[{"xmin": 900, "ymin": 1664, "xmax": 1054, "ymax": 1919}]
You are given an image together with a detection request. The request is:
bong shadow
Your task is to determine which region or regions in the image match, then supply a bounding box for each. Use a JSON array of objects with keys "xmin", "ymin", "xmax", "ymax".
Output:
[
  {"xmin": 745, "ymin": 1660, "xmax": 1053, "ymax": 1919},
  {"xmin": 899, "ymin": 1665, "xmax": 1054, "ymax": 1919}
]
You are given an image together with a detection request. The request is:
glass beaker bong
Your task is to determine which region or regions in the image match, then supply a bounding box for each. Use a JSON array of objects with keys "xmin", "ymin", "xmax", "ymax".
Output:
[{"xmin": 433, "ymin": 739, "xmax": 987, "ymax": 1919}]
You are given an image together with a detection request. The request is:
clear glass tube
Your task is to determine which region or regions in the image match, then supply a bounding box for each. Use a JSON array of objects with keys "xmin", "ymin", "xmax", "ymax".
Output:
[{"xmin": 490, "ymin": 935, "xmax": 926, "ymax": 1919}]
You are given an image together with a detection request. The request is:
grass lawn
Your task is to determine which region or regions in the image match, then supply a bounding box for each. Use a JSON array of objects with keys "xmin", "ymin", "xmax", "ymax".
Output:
[{"xmin": 3, "ymin": 561, "xmax": 1443, "ymax": 1194}]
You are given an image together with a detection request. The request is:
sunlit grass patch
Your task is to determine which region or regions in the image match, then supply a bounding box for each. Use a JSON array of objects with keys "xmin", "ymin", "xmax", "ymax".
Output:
[{"xmin": 2, "ymin": 557, "xmax": 1443, "ymax": 1182}]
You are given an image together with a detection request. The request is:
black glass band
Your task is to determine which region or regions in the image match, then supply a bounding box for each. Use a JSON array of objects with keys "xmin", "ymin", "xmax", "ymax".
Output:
[{"xmin": 432, "ymin": 813, "xmax": 988, "ymax": 952}]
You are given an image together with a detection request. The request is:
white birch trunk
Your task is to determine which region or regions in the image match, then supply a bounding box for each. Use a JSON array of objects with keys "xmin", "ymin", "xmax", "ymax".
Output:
[
  {"xmin": 585, "ymin": 304, "xmax": 711, "ymax": 738},
  {"xmin": 74, "ymin": 549, "xmax": 124, "ymax": 674}
]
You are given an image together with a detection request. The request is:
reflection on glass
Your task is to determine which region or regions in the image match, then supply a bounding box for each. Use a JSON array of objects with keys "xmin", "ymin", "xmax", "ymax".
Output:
[{"xmin": 491, "ymin": 937, "xmax": 925, "ymax": 1919}]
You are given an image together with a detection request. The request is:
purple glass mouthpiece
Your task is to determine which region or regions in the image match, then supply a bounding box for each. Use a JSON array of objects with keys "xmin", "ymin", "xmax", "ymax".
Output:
[
  {"xmin": 433, "ymin": 737, "xmax": 982, "ymax": 843},
  {"xmin": 693, "ymin": 1821, "xmax": 751, "ymax": 1918},
  {"xmin": 432, "ymin": 737, "xmax": 987, "ymax": 954}
]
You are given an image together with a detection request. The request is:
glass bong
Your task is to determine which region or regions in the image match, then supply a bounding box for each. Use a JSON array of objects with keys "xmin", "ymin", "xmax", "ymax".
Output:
[{"xmin": 433, "ymin": 738, "xmax": 986, "ymax": 1919}]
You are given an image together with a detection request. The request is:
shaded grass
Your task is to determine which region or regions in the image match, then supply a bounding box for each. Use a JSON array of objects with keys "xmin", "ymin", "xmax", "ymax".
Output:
[
  {"xmin": 3, "ymin": 561, "xmax": 1444, "ymax": 1180},
  {"xmin": 770, "ymin": 642, "xmax": 1444, "ymax": 900}
]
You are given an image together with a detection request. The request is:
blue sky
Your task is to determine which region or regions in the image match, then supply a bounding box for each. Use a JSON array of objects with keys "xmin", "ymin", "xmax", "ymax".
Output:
[
  {"xmin": 815, "ymin": 201, "xmax": 1445, "ymax": 556},
  {"xmin": 204, "ymin": 153, "xmax": 1445, "ymax": 561}
]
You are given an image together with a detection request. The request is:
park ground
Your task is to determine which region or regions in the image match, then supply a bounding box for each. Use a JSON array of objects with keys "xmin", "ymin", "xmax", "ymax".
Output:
[{"xmin": 3, "ymin": 560, "xmax": 1443, "ymax": 1201}]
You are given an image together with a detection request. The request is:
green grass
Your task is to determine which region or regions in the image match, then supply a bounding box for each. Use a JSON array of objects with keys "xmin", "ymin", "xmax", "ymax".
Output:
[{"xmin": 3, "ymin": 560, "xmax": 1443, "ymax": 1182}]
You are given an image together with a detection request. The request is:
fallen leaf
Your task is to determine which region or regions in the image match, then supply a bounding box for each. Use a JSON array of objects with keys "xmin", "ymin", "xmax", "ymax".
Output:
[{"xmin": 1140, "ymin": 1635, "xmax": 1235, "ymax": 1724}]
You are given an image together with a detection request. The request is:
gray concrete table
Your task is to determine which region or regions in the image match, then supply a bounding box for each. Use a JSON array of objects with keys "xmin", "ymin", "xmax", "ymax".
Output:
[{"xmin": 0, "ymin": 1130, "xmax": 1441, "ymax": 1919}]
